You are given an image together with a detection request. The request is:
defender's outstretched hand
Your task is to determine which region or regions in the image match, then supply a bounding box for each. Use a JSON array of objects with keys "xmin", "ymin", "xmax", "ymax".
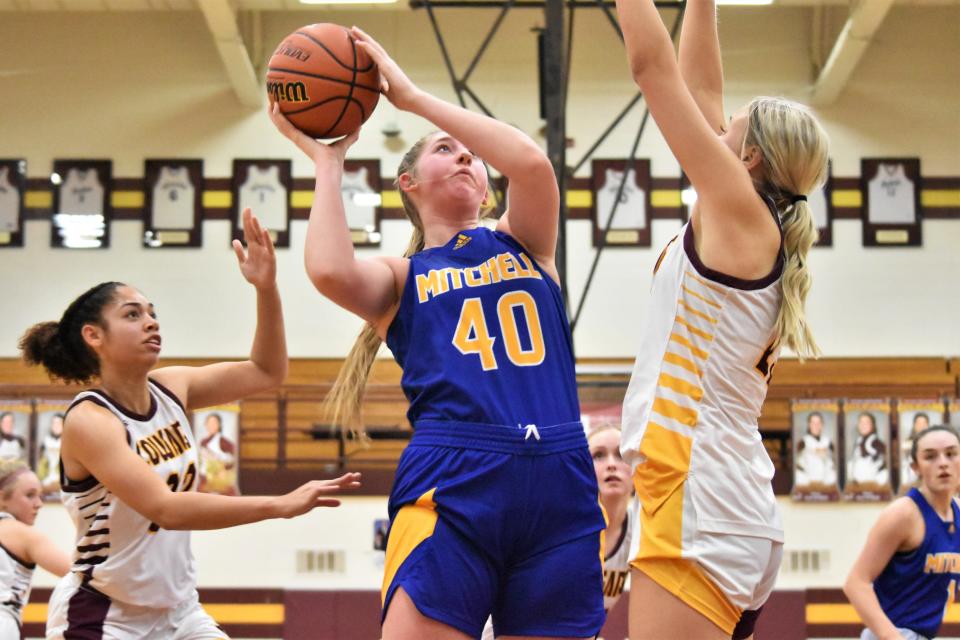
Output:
[
  {"xmin": 232, "ymin": 207, "xmax": 277, "ymax": 289},
  {"xmin": 275, "ymin": 472, "xmax": 363, "ymax": 517}
]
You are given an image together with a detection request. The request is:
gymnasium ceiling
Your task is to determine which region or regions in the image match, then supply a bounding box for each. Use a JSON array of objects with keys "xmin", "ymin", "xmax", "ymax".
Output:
[{"xmin": 1, "ymin": 0, "xmax": 956, "ymax": 108}]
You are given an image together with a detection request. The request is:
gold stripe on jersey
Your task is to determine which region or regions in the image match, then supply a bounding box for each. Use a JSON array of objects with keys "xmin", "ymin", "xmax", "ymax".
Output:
[
  {"xmin": 663, "ymin": 352, "xmax": 702, "ymax": 377},
  {"xmin": 381, "ymin": 488, "xmax": 438, "ymax": 605},
  {"xmin": 669, "ymin": 334, "xmax": 709, "ymax": 361},
  {"xmin": 651, "ymin": 397, "xmax": 698, "ymax": 428},
  {"xmin": 657, "ymin": 373, "xmax": 704, "ymax": 402},
  {"xmin": 681, "ymin": 285, "xmax": 722, "ymax": 310},
  {"xmin": 679, "ymin": 300, "xmax": 718, "ymax": 325},
  {"xmin": 674, "ymin": 317, "xmax": 714, "ymax": 342}
]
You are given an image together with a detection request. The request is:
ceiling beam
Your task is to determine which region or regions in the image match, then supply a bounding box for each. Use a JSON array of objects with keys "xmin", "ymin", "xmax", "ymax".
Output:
[
  {"xmin": 809, "ymin": 0, "xmax": 896, "ymax": 106},
  {"xmin": 197, "ymin": 0, "xmax": 263, "ymax": 108}
]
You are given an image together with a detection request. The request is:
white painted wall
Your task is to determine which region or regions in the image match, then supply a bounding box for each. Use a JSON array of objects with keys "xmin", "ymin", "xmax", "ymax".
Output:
[{"xmin": 0, "ymin": 7, "xmax": 957, "ymax": 360}]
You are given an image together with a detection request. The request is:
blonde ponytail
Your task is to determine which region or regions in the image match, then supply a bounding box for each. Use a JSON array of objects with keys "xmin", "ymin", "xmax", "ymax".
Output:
[
  {"xmin": 325, "ymin": 135, "xmax": 432, "ymax": 436},
  {"xmin": 744, "ymin": 97, "xmax": 829, "ymax": 360}
]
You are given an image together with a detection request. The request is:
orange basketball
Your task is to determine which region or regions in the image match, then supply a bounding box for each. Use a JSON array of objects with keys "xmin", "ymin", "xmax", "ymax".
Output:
[{"xmin": 266, "ymin": 23, "xmax": 381, "ymax": 139}]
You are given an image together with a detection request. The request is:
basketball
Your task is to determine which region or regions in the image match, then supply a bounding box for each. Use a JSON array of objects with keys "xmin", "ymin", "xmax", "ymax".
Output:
[{"xmin": 266, "ymin": 23, "xmax": 381, "ymax": 139}]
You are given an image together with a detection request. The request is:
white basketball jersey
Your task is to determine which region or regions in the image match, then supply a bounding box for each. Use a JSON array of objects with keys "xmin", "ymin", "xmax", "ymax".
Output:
[
  {"xmin": 341, "ymin": 167, "xmax": 376, "ymax": 230},
  {"xmin": 152, "ymin": 166, "xmax": 196, "ymax": 229},
  {"xmin": 239, "ymin": 166, "xmax": 287, "ymax": 231},
  {"xmin": 796, "ymin": 433, "xmax": 837, "ymax": 486},
  {"xmin": 867, "ymin": 163, "xmax": 916, "ymax": 224},
  {"xmin": 596, "ymin": 168, "xmax": 646, "ymax": 229},
  {"xmin": 0, "ymin": 436, "xmax": 24, "ymax": 461},
  {"xmin": 61, "ymin": 380, "xmax": 198, "ymax": 608},
  {"xmin": 602, "ymin": 499, "xmax": 639, "ymax": 612},
  {"xmin": 0, "ymin": 513, "xmax": 34, "ymax": 626},
  {"xmin": 61, "ymin": 168, "xmax": 105, "ymax": 215},
  {"xmin": 622, "ymin": 219, "xmax": 785, "ymax": 542},
  {"xmin": 0, "ymin": 167, "xmax": 20, "ymax": 233},
  {"xmin": 40, "ymin": 434, "xmax": 62, "ymax": 486}
]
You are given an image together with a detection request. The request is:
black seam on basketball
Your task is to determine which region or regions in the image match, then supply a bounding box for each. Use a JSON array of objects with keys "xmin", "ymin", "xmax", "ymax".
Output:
[
  {"xmin": 292, "ymin": 29, "xmax": 372, "ymax": 73},
  {"xmin": 320, "ymin": 35, "xmax": 360, "ymax": 138},
  {"xmin": 285, "ymin": 95, "xmax": 364, "ymax": 117},
  {"xmin": 266, "ymin": 66, "xmax": 379, "ymax": 93}
]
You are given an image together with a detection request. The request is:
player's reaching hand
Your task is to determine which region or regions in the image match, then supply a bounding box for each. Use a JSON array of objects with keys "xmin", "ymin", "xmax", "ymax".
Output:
[
  {"xmin": 275, "ymin": 472, "xmax": 362, "ymax": 517},
  {"xmin": 268, "ymin": 102, "xmax": 360, "ymax": 168},
  {"xmin": 232, "ymin": 207, "xmax": 277, "ymax": 290},
  {"xmin": 350, "ymin": 26, "xmax": 421, "ymax": 112}
]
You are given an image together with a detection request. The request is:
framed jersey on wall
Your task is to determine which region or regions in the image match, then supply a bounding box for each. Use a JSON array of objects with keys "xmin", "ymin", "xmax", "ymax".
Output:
[
  {"xmin": 861, "ymin": 158, "xmax": 922, "ymax": 247},
  {"xmin": 232, "ymin": 159, "xmax": 292, "ymax": 248},
  {"xmin": 51, "ymin": 159, "xmax": 112, "ymax": 249},
  {"xmin": 0, "ymin": 159, "xmax": 26, "ymax": 248},
  {"xmin": 144, "ymin": 159, "xmax": 203, "ymax": 248},
  {"xmin": 590, "ymin": 159, "xmax": 652, "ymax": 247},
  {"xmin": 342, "ymin": 159, "xmax": 383, "ymax": 247}
]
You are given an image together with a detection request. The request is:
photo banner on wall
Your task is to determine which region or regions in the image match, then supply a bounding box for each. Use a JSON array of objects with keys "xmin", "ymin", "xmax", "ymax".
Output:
[
  {"xmin": 791, "ymin": 400, "xmax": 841, "ymax": 502},
  {"xmin": 34, "ymin": 399, "xmax": 69, "ymax": 499},
  {"xmin": 897, "ymin": 399, "xmax": 945, "ymax": 494},
  {"xmin": 193, "ymin": 405, "xmax": 240, "ymax": 496},
  {"xmin": 0, "ymin": 401, "xmax": 31, "ymax": 465},
  {"xmin": 843, "ymin": 399, "xmax": 893, "ymax": 502}
]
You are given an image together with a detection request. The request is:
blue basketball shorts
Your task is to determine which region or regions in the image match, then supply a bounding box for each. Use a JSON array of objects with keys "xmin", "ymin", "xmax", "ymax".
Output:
[{"xmin": 380, "ymin": 420, "xmax": 608, "ymax": 639}]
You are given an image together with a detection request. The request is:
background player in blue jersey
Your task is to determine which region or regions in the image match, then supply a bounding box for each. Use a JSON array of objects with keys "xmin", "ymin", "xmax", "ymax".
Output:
[
  {"xmin": 270, "ymin": 25, "xmax": 606, "ymax": 640},
  {"xmin": 845, "ymin": 425, "xmax": 960, "ymax": 640}
]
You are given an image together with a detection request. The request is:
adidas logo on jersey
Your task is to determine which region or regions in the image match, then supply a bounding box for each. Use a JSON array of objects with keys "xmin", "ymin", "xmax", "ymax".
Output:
[{"xmin": 453, "ymin": 234, "xmax": 471, "ymax": 250}]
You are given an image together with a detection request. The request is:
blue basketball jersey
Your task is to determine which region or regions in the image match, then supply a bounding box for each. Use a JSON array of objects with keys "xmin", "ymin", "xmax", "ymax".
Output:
[
  {"xmin": 386, "ymin": 226, "xmax": 580, "ymax": 431},
  {"xmin": 873, "ymin": 488, "xmax": 960, "ymax": 638}
]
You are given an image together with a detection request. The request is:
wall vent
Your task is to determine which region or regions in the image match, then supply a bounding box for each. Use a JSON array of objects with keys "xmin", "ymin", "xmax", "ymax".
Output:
[{"xmin": 296, "ymin": 549, "xmax": 346, "ymax": 574}]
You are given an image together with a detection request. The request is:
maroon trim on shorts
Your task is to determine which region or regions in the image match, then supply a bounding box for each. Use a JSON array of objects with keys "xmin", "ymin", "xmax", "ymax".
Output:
[{"xmin": 65, "ymin": 581, "xmax": 111, "ymax": 639}]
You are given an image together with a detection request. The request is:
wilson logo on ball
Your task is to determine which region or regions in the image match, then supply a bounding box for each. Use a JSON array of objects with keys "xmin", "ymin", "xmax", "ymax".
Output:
[{"xmin": 267, "ymin": 81, "xmax": 309, "ymax": 104}]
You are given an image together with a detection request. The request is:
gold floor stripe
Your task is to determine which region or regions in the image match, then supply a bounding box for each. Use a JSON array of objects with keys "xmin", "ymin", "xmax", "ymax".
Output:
[
  {"xmin": 685, "ymin": 270, "xmax": 727, "ymax": 296},
  {"xmin": 203, "ymin": 190, "xmax": 232, "ymax": 208},
  {"xmin": 658, "ymin": 372, "xmax": 703, "ymax": 401},
  {"xmin": 679, "ymin": 300, "xmax": 718, "ymax": 325},
  {"xmin": 681, "ymin": 286, "xmax": 722, "ymax": 310},
  {"xmin": 922, "ymin": 189, "xmax": 960, "ymax": 207},
  {"xmin": 663, "ymin": 351, "xmax": 702, "ymax": 377},
  {"xmin": 25, "ymin": 602, "xmax": 284, "ymax": 625},
  {"xmin": 832, "ymin": 189, "xmax": 862, "ymax": 208},
  {"xmin": 675, "ymin": 316, "xmax": 714, "ymax": 342},
  {"xmin": 669, "ymin": 333, "xmax": 709, "ymax": 360},
  {"xmin": 806, "ymin": 602, "xmax": 960, "ymax": 624},
  {"xmin": 652, "ymin": 396, "xmax": 699, "ymax": 427},
  {"xmin": 23, "ymin": 603, "xmax": 48, "ymax": 623},
  {"xmin": 201, "ymin": 604, "xmax": 285, "ymax": 624}
]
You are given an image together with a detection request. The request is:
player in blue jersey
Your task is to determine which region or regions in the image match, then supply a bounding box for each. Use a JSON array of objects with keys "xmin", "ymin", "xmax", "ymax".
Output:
[
  {"xmin": 270, "ymin": 26, "xmax": 606, "ymax": 640},
  {"xmin": 844, "ymin": 425, "xmax": 960, "ymax": 640}
]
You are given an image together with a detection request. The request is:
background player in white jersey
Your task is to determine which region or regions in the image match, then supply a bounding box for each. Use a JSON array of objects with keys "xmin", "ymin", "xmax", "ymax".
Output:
[
  {"xmin": 614, "ymin": 0, "xmax": 829, "ymax": 638},
  {"xmin": 19, "ymin": 209, "xmax": 360, "ymax": 640},
  {"xmin": 0, "ymin": 460, "xmax": 70, "ymax": 638}
]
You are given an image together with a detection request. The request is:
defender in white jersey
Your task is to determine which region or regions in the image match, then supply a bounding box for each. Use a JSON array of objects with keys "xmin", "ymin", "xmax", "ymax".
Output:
[
  {"xmin": 0, "ymin": 462, "xmax": 70, "ymax": 638},
  {"xmin": 614, "ymin": 1, "xmax": 829, "ymax": 638},
  {"xmin": 19, "ymin": 209, "xmax": 360, "ymax": 640}
]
